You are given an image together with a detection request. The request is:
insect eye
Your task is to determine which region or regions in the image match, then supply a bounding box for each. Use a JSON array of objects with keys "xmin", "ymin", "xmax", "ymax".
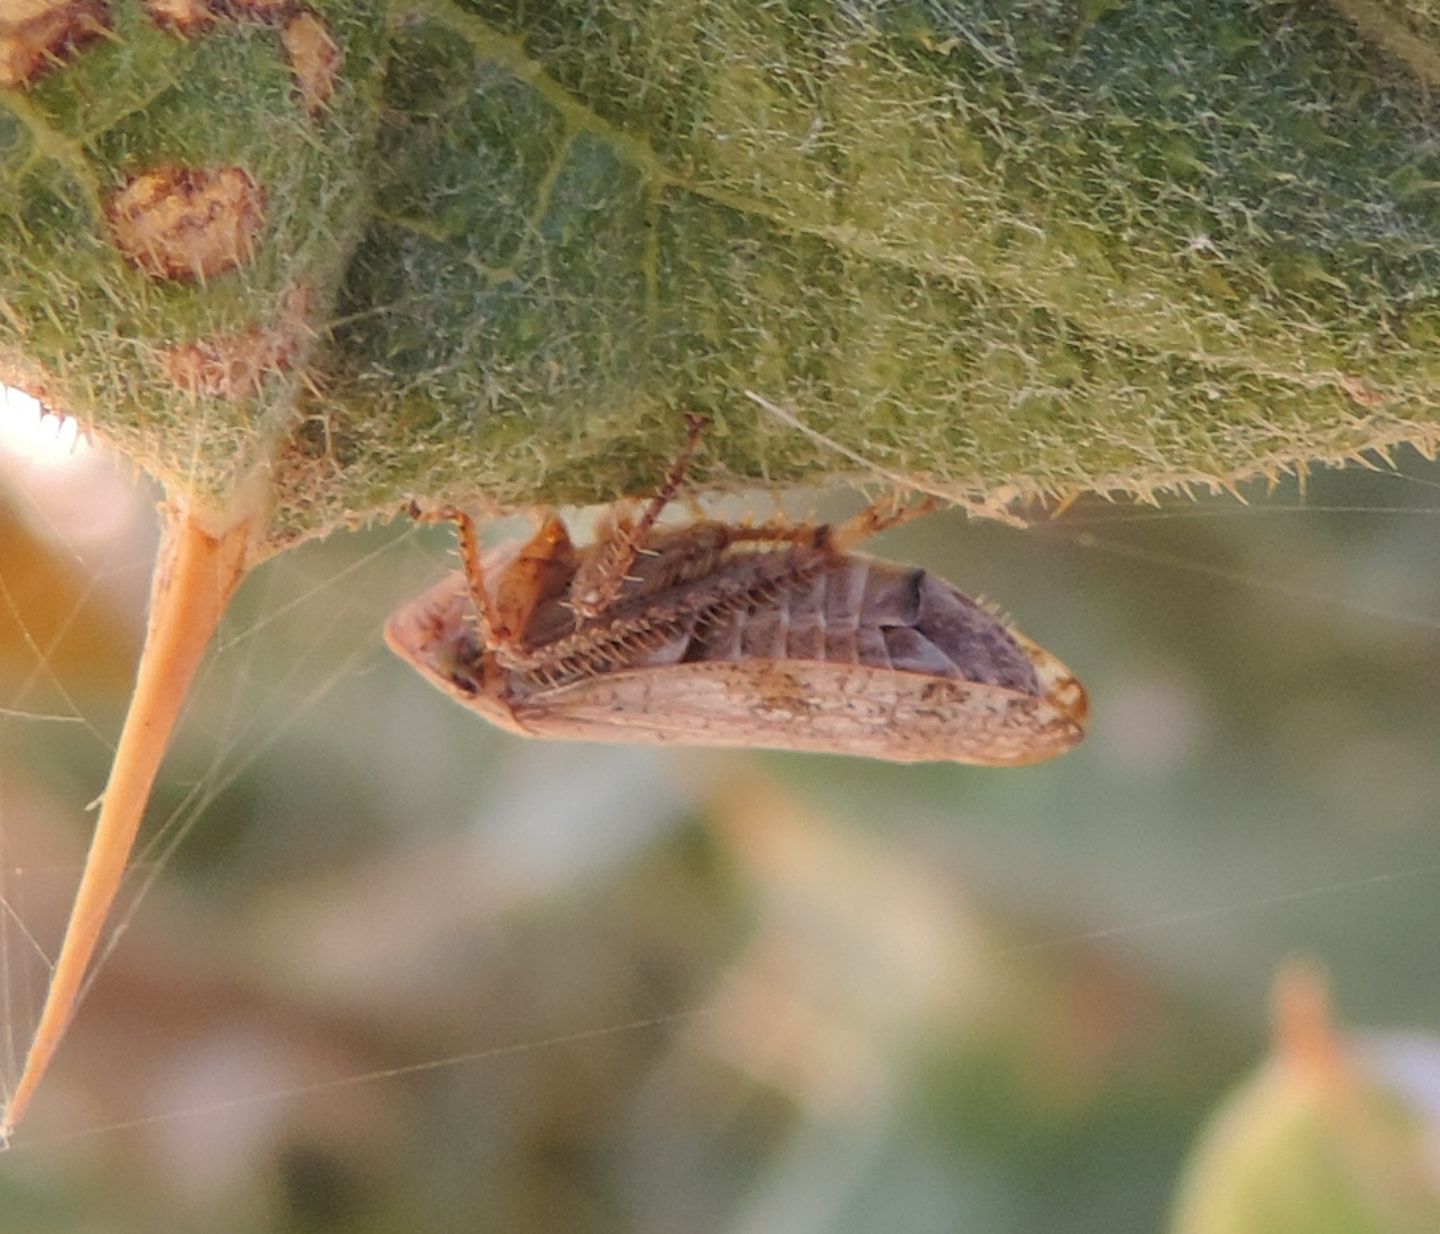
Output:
[
  {"xmin": 448, "ymin": 672, "xmax": 480, "ymax": 697},
  {"xmin": 435, "ymin": 641, "xmax": 483, "ymax": 697}
]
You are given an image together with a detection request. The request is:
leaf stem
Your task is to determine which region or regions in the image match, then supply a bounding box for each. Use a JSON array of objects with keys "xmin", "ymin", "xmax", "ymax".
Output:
[{"xmin": 1, "ymin": 507, "xmax": 252, "ymax": 1143}]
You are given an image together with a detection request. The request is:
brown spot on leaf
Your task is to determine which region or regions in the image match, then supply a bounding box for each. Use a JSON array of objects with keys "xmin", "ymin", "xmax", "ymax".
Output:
[
  {"xmin": 281, "ymin": 9, "xmax": 339, "ymax": 113},
  {"xmin": 0, "ymin": 0, "xmax": 110, "ymax": 88},
  {"xmin": 144, "ymin": 1, "xmax": 340, "ymax": 116},
  {"xmin": 163, "ymin": 282, "xmax": 313, "ymax": 399},
  {"xmin": 107, "ymin": 165, "xmax": 265, "ymax": 282},
  {"xmin": 144, "ymin": 0, "xmax": 342, "ymax": 116},
  {"xmin": 143, "ymin": 0, "xmax": 212, "ymax": 34}
]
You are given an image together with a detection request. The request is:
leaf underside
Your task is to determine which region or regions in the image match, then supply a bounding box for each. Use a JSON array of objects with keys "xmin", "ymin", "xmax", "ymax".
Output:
[{"xmin": 3, "ymin": 0, "xmax": 1440, "ymax": 546}]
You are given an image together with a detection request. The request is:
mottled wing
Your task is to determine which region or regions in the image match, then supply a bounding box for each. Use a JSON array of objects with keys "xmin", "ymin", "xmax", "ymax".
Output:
[{"xmin": 511, "ymin": 660, "xmax": 1084, "ymax": 766}]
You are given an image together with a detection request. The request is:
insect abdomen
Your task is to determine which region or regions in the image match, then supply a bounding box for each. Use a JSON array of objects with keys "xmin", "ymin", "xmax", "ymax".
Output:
[{"xmin": 683, "ymin": 558, "xmax": 1044, "ymax": 697}]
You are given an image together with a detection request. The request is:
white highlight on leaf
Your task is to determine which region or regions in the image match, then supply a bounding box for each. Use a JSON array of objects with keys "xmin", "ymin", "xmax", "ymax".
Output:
[
  {"xmin": 0, "ymin": 387, "xmax": 87, "ymax": 469},
  {"xmin": 0, "ymin": 384, "xmax": 144, "ymax": 553}
]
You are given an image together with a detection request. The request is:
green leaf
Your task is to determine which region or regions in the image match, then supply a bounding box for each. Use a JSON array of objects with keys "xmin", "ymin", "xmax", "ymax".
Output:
[{"xmin": 5, "ymin": 0, "xmax": 1440, "ymax": 547}]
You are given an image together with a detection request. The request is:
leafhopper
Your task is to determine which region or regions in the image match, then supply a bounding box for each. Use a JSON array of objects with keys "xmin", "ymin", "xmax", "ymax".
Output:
[{"xmin": 386, "ymin": 418, "xmax": 1087, "ymax": 765}]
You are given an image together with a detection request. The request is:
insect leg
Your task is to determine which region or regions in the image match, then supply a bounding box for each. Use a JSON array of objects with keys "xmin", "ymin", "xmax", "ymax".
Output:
[
  {"xmin": 427, "ymin": 506, "xmax": 579, "ymax": 666},
  {"xmin": 697, "ymin": 493, "xmax": 941, "ymax": 559},
  {"xmin": 443, "ymin": 507, "xmax": 513, "ymax": 653},
  {"xmin": 570, "ymin": 413, "xmax": 709, "ymax": 618},
  {"xmin": 830, "ymin": 492, "xmax": 942, "ymax": 552}
]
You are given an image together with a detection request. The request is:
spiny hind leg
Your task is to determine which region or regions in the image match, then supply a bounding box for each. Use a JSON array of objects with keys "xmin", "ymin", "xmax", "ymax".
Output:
[
  {"xmin": 569, "ymin": 412, "xmax": 708, "ymax": 619},
  {"xmin": 713, "ymin": 492, "xmax": 939, "ymax": 559},
  {"xmin": 830, "ymin": 491, "xmax": 942, "ymax": 553},
  {"xmin": 636, "ymin": 490, "xmax": 939, "ymax": 566}
]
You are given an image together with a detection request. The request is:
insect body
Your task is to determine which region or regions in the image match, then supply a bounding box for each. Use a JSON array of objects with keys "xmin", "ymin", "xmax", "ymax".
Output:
[{"xmin": 386, "ymin": 421, "xmax": 1087, "ymax": 766}]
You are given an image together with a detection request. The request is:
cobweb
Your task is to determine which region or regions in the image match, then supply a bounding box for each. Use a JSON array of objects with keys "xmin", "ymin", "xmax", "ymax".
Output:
[{"xmin": 2, "ymin": 382, "xmax": 1440, "ymax": 1230}]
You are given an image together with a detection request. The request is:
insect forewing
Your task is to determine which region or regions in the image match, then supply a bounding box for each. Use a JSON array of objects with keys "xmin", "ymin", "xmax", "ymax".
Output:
[{"xmin": 511, "ymin": 660, "xmax": 1083, "ymax": 765}]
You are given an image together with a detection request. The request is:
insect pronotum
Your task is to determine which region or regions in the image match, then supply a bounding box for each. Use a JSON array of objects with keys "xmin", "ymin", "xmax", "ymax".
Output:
[{"xmin": 386, "ymin": 416, "xmax": 1087, "ymax": 765}]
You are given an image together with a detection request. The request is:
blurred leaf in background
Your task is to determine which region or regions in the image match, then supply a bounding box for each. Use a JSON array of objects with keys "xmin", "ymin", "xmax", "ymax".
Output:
[{"xmin": 1173, "ymin": 967, "xmax": 1440, "ymax": 1234}]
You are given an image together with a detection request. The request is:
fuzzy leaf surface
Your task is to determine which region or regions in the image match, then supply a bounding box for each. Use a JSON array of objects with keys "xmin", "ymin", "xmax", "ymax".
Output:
[{"xmin": 3, "ymin": 1, "xmax": 1440, "ymax": 543}]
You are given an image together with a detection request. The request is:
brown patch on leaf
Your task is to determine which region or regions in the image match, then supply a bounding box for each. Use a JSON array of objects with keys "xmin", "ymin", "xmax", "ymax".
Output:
[
  {"xmin": 144, "ymin": 1, "xmax": 340, "ymax": 116},
  {"xmin": 163, "ymin": 282, "xmax": 314, "ymax": 399},
  {"xmin": 280, "ymin": 9, "xmax": 338, "ymax": 113},
  {"xmin": 143, "ymin": 0, "xmax": 212, "ymax": 34},
  {"xmin": 107, "ymin": 165, "xmax": 265, "ymax": 282},
  {"xmin": 0, "ymin": 0, "xmax": 110, "ymax": 88}
]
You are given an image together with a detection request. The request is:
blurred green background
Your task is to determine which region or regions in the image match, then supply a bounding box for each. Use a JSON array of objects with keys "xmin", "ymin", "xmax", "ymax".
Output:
[{"xmin": 2, "ymin": 405, "xmax": 1440, "ymax": 1233}]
